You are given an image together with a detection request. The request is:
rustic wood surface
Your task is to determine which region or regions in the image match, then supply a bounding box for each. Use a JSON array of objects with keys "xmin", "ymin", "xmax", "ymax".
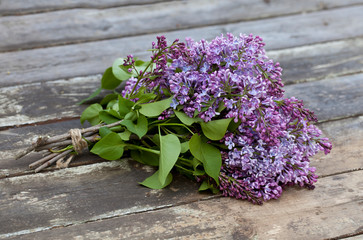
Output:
[{"xmin": 0, "ymin": 1, "xmax": 362, "ymax": 239}]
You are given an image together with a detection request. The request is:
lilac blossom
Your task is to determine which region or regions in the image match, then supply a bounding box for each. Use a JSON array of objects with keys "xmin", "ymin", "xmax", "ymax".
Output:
[{"xmin": 122, "ymin": 33, "xmax": 332, "ymax": 203}]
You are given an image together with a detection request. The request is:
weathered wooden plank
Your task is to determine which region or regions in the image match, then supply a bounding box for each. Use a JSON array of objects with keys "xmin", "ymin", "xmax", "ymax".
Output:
[
  {"xmin": 0, "ymin": 160, "xmax": 204, "ymax": 237},
  {"xmin": 2, "ymin": 170, "xmax": 361, "ymax": 239},
  {"xmin": 0, "ymin": 76, "xmax": 101, "ymax": 128},
  {"xmin": 313, "ymin": 116, "xmax": 363, "ymax": 177},
  {"xmin": 269, "ymin": 38, "xmax": 363, "ymax": 85},
  {"xmin": 0, "ymin": 2, "xmax": 362, "ymax": 52},
  {"xmin": 1, "ymin": 72, "xmax": 363, "ymax": 129},
  {"xmin": 0, "ymin": 119, "xmax": 105, "ymax": 178},
  {"xmin": 344, "ymin": 235, "xmax": 363, "ymax": 240},
  {"xmin": 284, "ymin": 73, "xmax": 363, "ymax": 122},
  {"xmin": 2, "ymin": 34, "xmax": 362, "ymax": 88},
  {"xmin": 1, "ymin": 114, "xmax": 362, "ymax": 179},
  {"xmin": 0, "ymin": 0, "xmax": 174, "ymax": 16}
]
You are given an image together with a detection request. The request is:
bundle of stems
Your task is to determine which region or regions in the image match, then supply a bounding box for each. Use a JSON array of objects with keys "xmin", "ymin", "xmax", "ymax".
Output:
[{"xmin": 16, "ymin": 120, "xmax": 123, "ymax": 172}]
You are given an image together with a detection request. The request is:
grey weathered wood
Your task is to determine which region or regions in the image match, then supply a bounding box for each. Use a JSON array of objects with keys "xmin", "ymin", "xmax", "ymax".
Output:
[
  {"xmin": 1, "ymin": 115, "xmax": 362, "ymax": 178},
  {"xmin": 269, "ymin": 38, "xmax": 363, "ymax": 85},
  {"xmin": 313, "ymin": 116, "xmax": 363, "ymax": 177},
  {"xmin": 284, "ymin": 73, "xmax": 363, "ymax": 122},
  {"xmin": 2, "ymin": 34, "xmax": 362, "ymax": 87},
  {"xmin": 2, "ymin": 170, "xmax": 361, "ymax": 239},
  {"xmin": 0, "ymin": 160, "xmax": 204, "ymax": 237},
  {"xmin": 0, "ymin": 2, "xmax": 362, "ymax": 52},
  {"xmin": 0, "ymin": 0, "xmax": 174, "ymax": 16},
  {"xmin": 1, "ymin": 72, "xmax": 363, "ymax": 129},
  {"xmin": 0, "ymin": 76, "xmax": 101, "ymax": 128},
  {"xmin": 0, "ymin": 119, "xmax": 105, "ymax": 178}
]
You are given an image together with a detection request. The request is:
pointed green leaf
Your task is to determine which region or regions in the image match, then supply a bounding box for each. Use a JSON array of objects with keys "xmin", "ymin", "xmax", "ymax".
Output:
[
  {"xmin": 120, "ymin": 114, "xmax": 148, "ymax": 138},
  {"xmin": 140, "ymin": 170, "xmax": 173, "ymax": 189},
  {"xmin": 180, "ymin": 141, "xmax": 189, "ymax": 153},
  {"xmin": 100, "ymin": 93, "xmax": 119, "ymax": 105},
  {"xmin": 175, "ymin": 111, "xmax": 201, "ymax": 126},
  {"xmin": 99, "ymin": 110, "xmax": 121, "ymax": 124},
  {"xmin": 189, "ymin": 134, "xmax": 221, "ymax": 184},
  {"xmin": 119, "ymin": 129, "xmax": 132, "ymax": 141},
  {"xmin": 139, "ymin": 97, "xmax": 173, "ymax": 117},
  {"xmin": 112, "ymin": 58, "xmax": 132, "ymax": 81},
  {"xmin": 198, "ymin": 181, "xmax": 209, "ymax": 191},
  {"xmin": 101, "ymin": 67, "xmax": 122, "ymax": 90},
  {"xmin": 228, "ymin": 119, "xmax": 241, "ymax": 132},
  {"xmin": 91, "ymin": 132, "xmax": 124, "ymax": 160},
  {"xmin": 80, "ymin": 103, "xmax": 103, "ymax": 125},
  {"xmin": 99, "ymin": 126, "xmax": 112, "ymax": 138},
  {"xmin": 159, "ymin": 134, "xmax": 181, "ymax": 185},
  {"xmin": 200, "ymin": 118, "xmax": 233, "ymax": 140},
  {"xmin": 118, "ymin": 95, "xmax": 135, "ymax": 117},
  {"xmin": 78, "ymin": 87, "xmax": 102, "ymax": 105},
  {"xmin": 131, "ymin": 150, "xmax": 159, "ymax": 166}
]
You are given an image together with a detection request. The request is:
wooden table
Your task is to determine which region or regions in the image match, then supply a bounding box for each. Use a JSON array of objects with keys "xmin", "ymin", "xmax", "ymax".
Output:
[{"xmin": 0, "ymin": 1, "xmax": 362, "ymax": 239}]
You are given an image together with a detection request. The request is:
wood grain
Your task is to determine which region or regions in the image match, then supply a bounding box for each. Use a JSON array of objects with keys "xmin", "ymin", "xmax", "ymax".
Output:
[
  {"xmin": 1, "ymin": 115, "xmax": 362, "ymax": 178},
  {"xmin": 0, "ymin": 0, "xmax": 174, "ymax": 16},
  {"xmin": 284, "ymin": 73, "xmax": 363, "ymax": 122},
  {"xmin": 0, "ymin": 160, "xmax": 204, "ymax": 237},
  {"xmin": 0, "ymin": 76, "xmax": 101, "ymax": 128},
  {"xmin": 0, "ymin": 2, "xmax": 362, "ymax": 52},
  {"xmin": 0, "ymin": 1, "xmax": 362, "ymax": 239},
  {"xmin": 269, "ymin": 38, "xmax": 363, "ymax": 85},
  {"xmin": 2, "ymin": 170, "xmax": 361, "ymax": 239},
  {"xmin": 1, "ymin": 72, "xmax": 362, "ymax": 129},
  {"xmin": 1, "ymin": 35, "xmax": 362, "ymax": 87},
  {"xmin": 0, "ymin": 119, "xmax": 104, "ymax": 178}
]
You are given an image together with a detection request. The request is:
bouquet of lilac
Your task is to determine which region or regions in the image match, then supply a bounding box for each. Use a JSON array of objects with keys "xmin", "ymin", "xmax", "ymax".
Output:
[{"xmin": 27, "ymin": 33, "xmax": 332, "ymax": 204}]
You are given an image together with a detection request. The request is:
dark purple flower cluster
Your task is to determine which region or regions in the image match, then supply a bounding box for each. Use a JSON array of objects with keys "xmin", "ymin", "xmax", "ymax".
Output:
[{"xmin": 122, "ymin": 33, "xmax": 332, "ymax": 203}]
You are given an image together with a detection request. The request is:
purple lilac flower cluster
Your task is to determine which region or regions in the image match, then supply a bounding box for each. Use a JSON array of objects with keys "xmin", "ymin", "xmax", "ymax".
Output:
[{"xmin": 123, "ymin": 33, "xmax": 332, "ymax": 203}]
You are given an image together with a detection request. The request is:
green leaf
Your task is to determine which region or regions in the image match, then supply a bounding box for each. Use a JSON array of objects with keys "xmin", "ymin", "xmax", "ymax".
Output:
[
  {"xmin": 180, "ymin": 141, "xmax": 189, "ymax": 153},
  {"xmin": 131, "ymin": 86, "xmax": 157, "ymax": 104},
  {"xmin": 124, "ymin": 111, "xmax": 137, "ymax": 121},
  {"xmin": 134, "ymin": 59, "xmax": 148, "ymax": 66},
  {"xmin": 189, "ymin": 134, "xmax": 221, "ymax": 184},
  {"xmin": 100, "ymin": 93, "xmax": 119, "ymax": 105},
  {"xmin": 159, "ymin": 134, "xmax": 181, "ymax": 185},
  {"xmin": 193, "ymin": 169, "xmax": 205, "ymax": 176},
  {"xmin": 99, "ymin": 126, "xmax": 112, "ymax": 138},
  {"xmin": 151, "ymin": 134, "xmax": 160, "ymax": 147},
  {"xmin": 78, "ymin": 87, "xmax": 102, "ymax": 105},
  {"xmin": 101, "ymin": 67, "xmax": 122, "ymax": 90},
  {"xmin": 139, "ymin": 97, "xmax": 173, "ymax": 117},
  {"xmin": 80, "ymin": 103, "xmax": 103, "ymax": 125},
  {"xmin": 140, "ymin": 170, "xmax": 173, "ymax": 189},
  {"xmin": 134, "ymin": 60, "xmax": 151, "ymax": 75},
  {"xmin": 131, "ymin": 150, "xmax": 159, "ymax": 166},
  {"xmin": 118, "ymin": 129, "xmax": 131, "ymax": 141},
  {"xmin": 99, "ymin": 110, "xmax": 120, "ymax": 124},
  {"xmin": 200, "ymin": 118, "xmax": 233, "ymax": 141},
  {"xmin": 91, "ymin": 132, "xmax": 124, "ymax": 160},
  {"xmin": 228, "ymin": 119, "xmax": 241, "ymax": 132},
  {"xmin": 199, "ymin": 181, "xmax": 209, "ymax": 191},
  {"xmin": 121, "ymin": 114, "xmax": 148, "ymax": 138},
  {"xmin": 118, "ymin": 95, "xmax": 135, "ymax": 117},
  {"xmin": 112, "ymin": 58, "xmax": 132, "ymax": 81},
  {"xmin": 107, "ymin": 99, "xmax": 118, "ymax": 109},
  {"xmin": 135, "ymin": 93, "xmax": 157, "ymax": 105},
  {"xmin": 174, "ymin": 111, "xmax": 201, "ymax": 126}
]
